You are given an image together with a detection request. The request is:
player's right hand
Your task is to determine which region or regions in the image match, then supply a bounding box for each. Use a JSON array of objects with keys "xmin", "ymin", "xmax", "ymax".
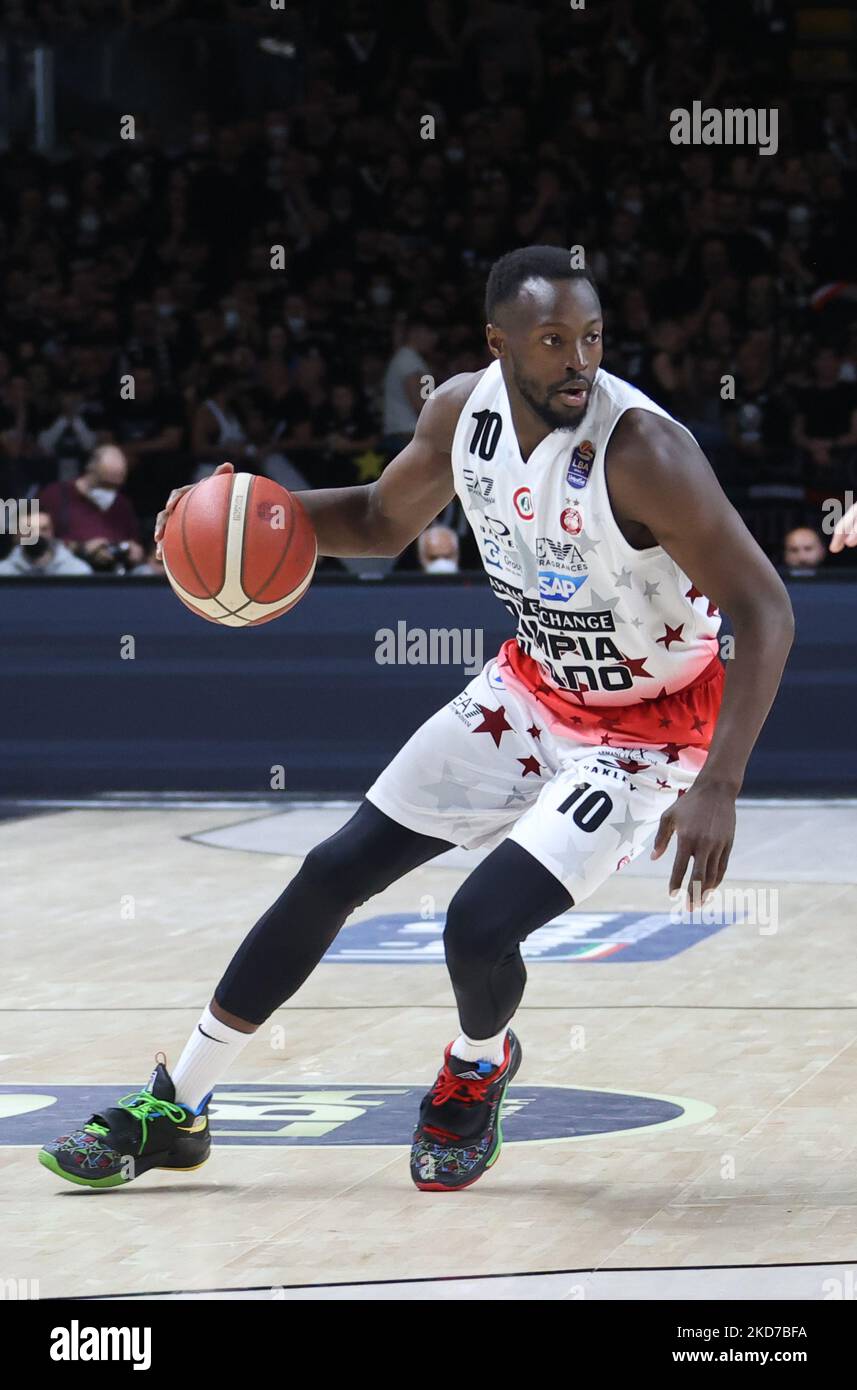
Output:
[
  {"xmin": 829, "ymin": 500, "xmax": 857, "ymax": 553},
  {"xmin": 154, "ymin": 462, "xmax": 234, "ymax": 557}
]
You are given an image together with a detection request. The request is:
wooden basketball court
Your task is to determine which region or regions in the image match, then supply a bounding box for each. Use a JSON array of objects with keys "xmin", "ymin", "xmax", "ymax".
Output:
[{"xmin": 3, "ymin": 799, "xmax": 856, "ymax": 1300}]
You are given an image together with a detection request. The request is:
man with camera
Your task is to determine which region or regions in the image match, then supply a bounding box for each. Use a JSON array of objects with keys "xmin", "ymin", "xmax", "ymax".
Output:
[{"xmin": 38, "ymin": 444, "xmax": 145, "ymax": 574}]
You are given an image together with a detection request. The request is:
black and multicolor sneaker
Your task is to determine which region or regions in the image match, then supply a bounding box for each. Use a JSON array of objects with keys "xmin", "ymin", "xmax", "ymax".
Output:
[
  {"xmin": 38, "ymin": 1056, "xmax": 211, "ymax": 1189},
  {"xmin": 410, "ymin": 1030, "xmax": 522, "ymax": 1192}
]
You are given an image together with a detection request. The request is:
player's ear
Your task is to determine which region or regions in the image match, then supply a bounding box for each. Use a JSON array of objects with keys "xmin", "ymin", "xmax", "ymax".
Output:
[{"xmin": 485, "ymin": 324, "xmax": 504, "ymax": 360}]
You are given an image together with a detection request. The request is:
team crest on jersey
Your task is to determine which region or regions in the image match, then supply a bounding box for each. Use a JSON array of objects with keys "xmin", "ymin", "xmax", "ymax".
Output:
[
  {"xmin": 560, "ymin": 506, "xmax": 583, "ymax": 535},
  {"xmin": 513, "ymin": 486, "xmax": 534, "ymax": 519},
  {"xmin": 567, "ymin": 440, "xmax": 595, "ymax": 489}
]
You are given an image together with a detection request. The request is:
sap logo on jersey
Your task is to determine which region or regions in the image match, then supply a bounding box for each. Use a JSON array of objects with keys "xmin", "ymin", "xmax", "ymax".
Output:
[
  {"xmin": 539, "ymin": 570, "xmax": 588, "ymax": 601},
  {"xmin": 0, "ymin": 1084, "xmax": 713, "ymax": 1147},
  {"xmin": 567, "ymin": 440, "xmax": 595, "ymax": 489},
  {"xmin": 513, "ymin": 486, "xmax": 534, "ymax": 520}
]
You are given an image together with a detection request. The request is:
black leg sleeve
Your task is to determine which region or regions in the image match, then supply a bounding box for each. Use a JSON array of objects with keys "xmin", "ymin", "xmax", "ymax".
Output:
[{"xmin": 215, "ymin": 800, "xmax": 453, "ymax": 1024}]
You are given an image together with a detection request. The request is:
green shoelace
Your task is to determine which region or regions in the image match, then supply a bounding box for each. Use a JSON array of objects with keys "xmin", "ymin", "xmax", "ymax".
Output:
[{"xmin": 84, "ymin": 1089, "xmax": 189, "ymax": 1149}]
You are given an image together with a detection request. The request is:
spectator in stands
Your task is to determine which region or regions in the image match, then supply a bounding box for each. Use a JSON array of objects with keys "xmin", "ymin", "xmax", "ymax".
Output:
[
  {"xmin": 0, "ymin": 507, "xmax": 90, "ymax": 577},
  {"xmin": 382, "ymin": 319, "xmax": 437, "ymax": 457},
  {"xmin": 0, "ymin": 8, "xmax": 850, "ymax": 569},
  {"xmin": 38, "ymin": 445, "xmax": 144, "ymax": 571},
  {"xmin": 783, "ymin": 525, "xmax": 826, "ymax": 575},
  {"xmin": 190, "ymin": 367, "xmax": 255, "ymax": 481},
  {"xmin": 792, "ymin": 348, "xmax": 857, "ymax": 488},
  {"xmin": 37, "ymin": 390, "xmax": 98, "ymax": 480},
  {"xmin": 727, "ymin": 340, "xmax": 792, "ymax": 482},
  {"xmin": 129, "ymin": 541, "xmax": 168, "ymax": 578},
  {"xmin": 418, "ymin": 524, "xmax": 460, "ymax": 574},
  {"xmin": 110, "ymin": 365, "xmax": 186, "ymax": 523},
  {"xmin": 312, "ymin": 382, "xmax": 381, "ymax": 488}
]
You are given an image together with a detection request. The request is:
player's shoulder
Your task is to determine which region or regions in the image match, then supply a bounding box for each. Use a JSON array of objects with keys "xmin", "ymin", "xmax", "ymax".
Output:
[
  {"xmin": 430, "ymin": 368, "xmax": 490, "ymax": 411},
  {"xmin": 417, "ymin": 368, "xmax": 490, "ymax": 451}
]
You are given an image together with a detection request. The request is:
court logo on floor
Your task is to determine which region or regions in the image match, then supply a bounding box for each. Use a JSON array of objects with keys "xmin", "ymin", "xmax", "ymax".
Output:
[
  {"xmin": 0, "ymin": 1084, "xmax": 713, "ymax": 1147},
  {"xmin": 325, "ymin": 909, "xmax": 737, "ymax": 963}
]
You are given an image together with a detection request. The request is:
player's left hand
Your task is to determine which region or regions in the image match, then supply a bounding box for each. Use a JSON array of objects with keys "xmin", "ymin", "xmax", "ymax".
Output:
[{"xmin": 650, "ymin": 782, "xmax": 736, "ymax": 911}]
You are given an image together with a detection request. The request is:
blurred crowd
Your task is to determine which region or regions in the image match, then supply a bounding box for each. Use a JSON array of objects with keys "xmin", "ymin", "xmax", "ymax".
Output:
[{"xmin": 0, "ymin": 0, "xmax": 855, "ymax": 576}]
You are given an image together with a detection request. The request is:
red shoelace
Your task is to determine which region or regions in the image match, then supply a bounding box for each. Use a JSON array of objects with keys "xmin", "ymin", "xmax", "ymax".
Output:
[{"xmin": 430, "ymin": 1063, "xmax": 497, "ymax": 1109}]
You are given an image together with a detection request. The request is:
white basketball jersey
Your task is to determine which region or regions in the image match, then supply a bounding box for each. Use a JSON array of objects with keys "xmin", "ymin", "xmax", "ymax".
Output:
[{"xmin": 450, "ymin": 361, "xmax": 721, "ymax": 706}]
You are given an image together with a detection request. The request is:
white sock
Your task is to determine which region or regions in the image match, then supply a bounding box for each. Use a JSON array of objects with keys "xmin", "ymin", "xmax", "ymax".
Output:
[
  {"xmin": 170, "ymin": 1005, "xmax": 255, "ymax": 1112},
  {"xmin": 450, "ymin": 1028, "xmax": 507, "ymax": 1068}
]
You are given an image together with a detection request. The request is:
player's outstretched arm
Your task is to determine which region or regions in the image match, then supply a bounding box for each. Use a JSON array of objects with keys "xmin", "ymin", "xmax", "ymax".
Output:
[{"xmin": 153, "ymin": 373, "xmax": 479, "ymax": 560}]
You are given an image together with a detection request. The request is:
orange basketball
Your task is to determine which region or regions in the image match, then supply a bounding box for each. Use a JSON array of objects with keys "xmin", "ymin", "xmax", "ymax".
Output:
[{"xmin": 162, "ymin": 471, "xmax": 317, "ymax": 626}]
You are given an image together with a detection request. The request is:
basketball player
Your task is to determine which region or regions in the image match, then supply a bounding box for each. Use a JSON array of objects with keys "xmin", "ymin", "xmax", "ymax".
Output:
[{"xmin": 41, "ymin": 247, "xmax": 794, "ymax": 1192}]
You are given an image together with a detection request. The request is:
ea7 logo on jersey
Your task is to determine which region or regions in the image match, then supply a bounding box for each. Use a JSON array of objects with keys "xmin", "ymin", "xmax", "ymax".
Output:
[
  {"xmin": 538, "ymin": 570, "xmax": 589, "ymax": 601},
  {"xmin": 462, "ymin": 467, "xmax": 494, "ymax": 502}
]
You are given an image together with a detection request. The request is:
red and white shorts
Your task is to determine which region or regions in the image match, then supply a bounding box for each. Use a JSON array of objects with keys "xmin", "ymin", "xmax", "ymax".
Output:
[{"xmin": 366, "ymin": 641, "xmax": 725, "ymax": 903}]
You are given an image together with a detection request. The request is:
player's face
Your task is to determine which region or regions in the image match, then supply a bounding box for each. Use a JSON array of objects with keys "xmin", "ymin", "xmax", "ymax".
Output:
[{"xmin": 490, "ymin": 278, "xmax": 603, "ymax": 431}]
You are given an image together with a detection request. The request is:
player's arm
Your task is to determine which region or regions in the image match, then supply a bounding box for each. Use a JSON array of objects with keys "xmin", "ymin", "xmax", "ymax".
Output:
[
  {"xmin": 298, "ymin": 373, "xmax": 472, "ymax": 556},
  {"xmin": 154, "ymin": 373, "xmax": 476, "ymax": 559},
  {"xmin": 606, "ymin": 410, "xmax": 795, "ymax": 902}
]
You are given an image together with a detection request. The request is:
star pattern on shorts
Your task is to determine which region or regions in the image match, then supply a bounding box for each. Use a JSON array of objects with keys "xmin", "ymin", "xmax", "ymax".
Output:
[
  {"xmin": 419, "ymin": 762, "xmax": 474, "ymax": 811},
  {"xmin": 471, "ymin": 703, "xmax": 513, "ymax": 747},
  {"xmin": 560, "ymin": 839, "xmax": 602, "ymax": 883},
  {"xmin": 527, "ymin": 723, "xmax": 542, "ymax": 741},
  {"xmin": 518, "ymin": 755, "xmax": 542, "ymax": 777},
  {"xmin": 608, "ymin": 803, "xmax": 650, "ymax": 851},
  {"xmin": 691, "ymin": 715, "xmax": 707, "ymax": 734},
  {"xmin": 643, "ymin": 579, "xmax": 661, "ymax": 600},
  {"xmin": 502, "ymin": 785, "xmax": 530, "ymax": 809}
]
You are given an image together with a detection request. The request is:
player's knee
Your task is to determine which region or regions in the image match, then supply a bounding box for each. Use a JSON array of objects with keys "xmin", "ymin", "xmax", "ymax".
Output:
[
  {"xmin": 299, "ymin": 832, "xmax": 383, "ymax": 910},
  {"xmin": 443, "ymin": 880, "xmax": 497, "ymax": 972}
]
